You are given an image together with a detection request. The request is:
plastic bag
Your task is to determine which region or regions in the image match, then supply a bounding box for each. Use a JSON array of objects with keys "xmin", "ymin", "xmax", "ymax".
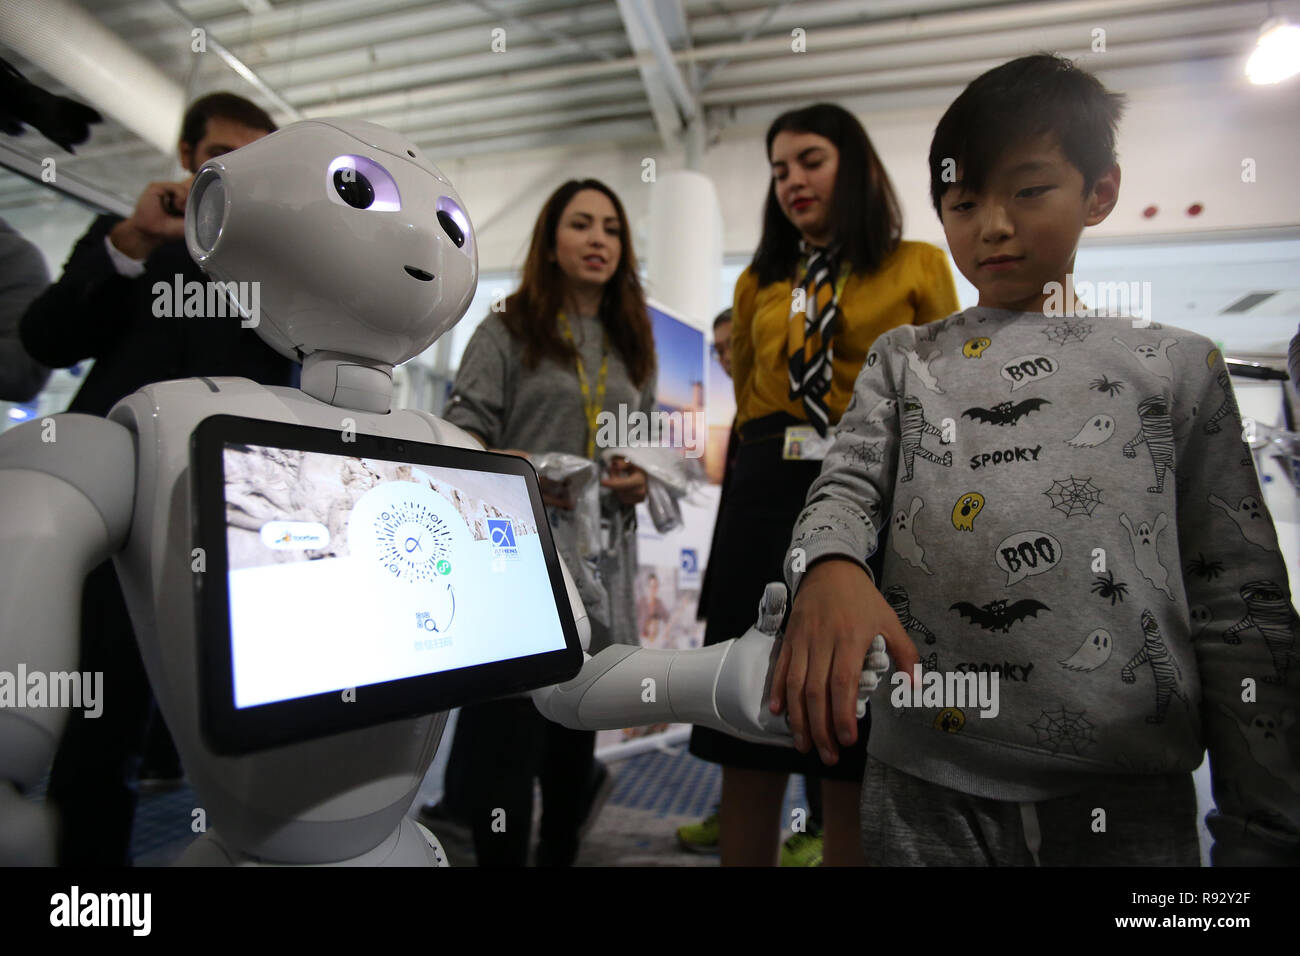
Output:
[
  {"xmin": 601, "ymin": 445, "xmax": 688, "ymax": 533},
  {"xmin": 530, "ymin": 451, "xmax": 609, "ymax": 627}
]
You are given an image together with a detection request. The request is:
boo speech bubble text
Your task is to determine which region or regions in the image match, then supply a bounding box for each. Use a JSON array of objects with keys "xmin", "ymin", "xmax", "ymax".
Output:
[
  {"xmin": 996, "ymin": 530, "xmax": 1062, "ymax": 586},
  {"xmin": 1000, "ymin": 354, "xmax": 1057, "ymax": 392}
]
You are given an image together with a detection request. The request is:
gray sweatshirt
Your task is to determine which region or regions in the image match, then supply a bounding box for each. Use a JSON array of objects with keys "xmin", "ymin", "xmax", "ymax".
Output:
[
  {"xmin": 784, "ymin": 305, "xmax": 1300, "ymax": 864},
  {"xmin": 444, "ymin": 312, "xmax": 657, "ymax": 650}
]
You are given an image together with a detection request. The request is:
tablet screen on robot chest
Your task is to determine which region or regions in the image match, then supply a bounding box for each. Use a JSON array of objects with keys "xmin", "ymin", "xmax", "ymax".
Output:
[{"xmin": 192, "ymin": 415, "xmax": 584, "ymax": 754}]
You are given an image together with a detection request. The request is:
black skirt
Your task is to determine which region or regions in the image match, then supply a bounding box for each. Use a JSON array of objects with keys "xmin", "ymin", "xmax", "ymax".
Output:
[{"xmin": 689, "ymin": 413, "xmax": 883, "ymax": 780}]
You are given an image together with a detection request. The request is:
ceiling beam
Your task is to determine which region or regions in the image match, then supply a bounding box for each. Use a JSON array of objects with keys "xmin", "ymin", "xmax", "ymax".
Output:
[{"xmin": 617, "ymin": 0, "xmax": 699, "ymax": 150}]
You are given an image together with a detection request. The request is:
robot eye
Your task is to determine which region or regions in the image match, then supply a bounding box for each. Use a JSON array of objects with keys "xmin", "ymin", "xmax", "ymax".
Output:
[
  {"xmin": 333, "ymin": 168, "xmax": 374, "ymax": 208},
  {"xmin": 326, "ymin": 155, "xmax": 401, "ymax": 211},
  {"xmin": 436, "ymin": 196, "xmax": 470, "ymax": 249},
  {"xmin": 437, "ymin": 211, "xmax": 464, "ymax": 247}
]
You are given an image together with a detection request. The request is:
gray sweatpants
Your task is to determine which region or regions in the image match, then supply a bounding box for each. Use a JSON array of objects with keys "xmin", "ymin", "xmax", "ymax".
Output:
[{"xmin": 861, "ymin": 758, "xmax": 1200, "ymax": 866}]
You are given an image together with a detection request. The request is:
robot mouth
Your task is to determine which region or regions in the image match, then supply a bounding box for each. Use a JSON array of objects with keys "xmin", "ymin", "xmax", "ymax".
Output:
[{"xmin": 404, "ymin": 266, "xmax": 435, "ymax": 281}]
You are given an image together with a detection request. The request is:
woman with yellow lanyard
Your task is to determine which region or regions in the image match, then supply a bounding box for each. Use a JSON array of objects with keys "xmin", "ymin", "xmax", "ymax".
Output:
[
  {"xmin": 438, "ymin": 179, "xmax": 657, "ymax": 866},
  {"xmin": 688, "ymin": 103, "xmax": 959, "ymax": 866}
]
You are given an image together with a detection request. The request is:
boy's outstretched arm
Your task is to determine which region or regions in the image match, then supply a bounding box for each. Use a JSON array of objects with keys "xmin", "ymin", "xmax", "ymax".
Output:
[
  {"xmin": 1177, "ymin": 354, "xmax": 1300, "ymax": 865},
  {"xmin": 772, "ymin": 329, "xmax": 919, "ymax": 764}
]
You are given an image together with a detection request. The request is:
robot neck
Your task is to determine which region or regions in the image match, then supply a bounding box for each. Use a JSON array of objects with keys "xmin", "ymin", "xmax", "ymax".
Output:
[{"xmin": 300, "ymin": 350, "xmax": 394, "ymax": 414}]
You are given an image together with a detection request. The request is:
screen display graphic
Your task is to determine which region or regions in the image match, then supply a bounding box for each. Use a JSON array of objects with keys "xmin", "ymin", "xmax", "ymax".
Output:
[{"xmin": 221, "ymin": 444, "xmax": 568, "ymax": 709}]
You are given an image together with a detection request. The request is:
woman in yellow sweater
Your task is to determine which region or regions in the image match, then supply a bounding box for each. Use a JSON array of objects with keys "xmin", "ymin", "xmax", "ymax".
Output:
[{"xmin": 689, "ymin": 103, "xmax": 958, "ymax": 866}]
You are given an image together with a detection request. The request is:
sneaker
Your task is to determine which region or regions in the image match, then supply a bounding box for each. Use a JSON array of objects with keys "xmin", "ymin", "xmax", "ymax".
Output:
[
  {"xmin": 779, "ymin": 831, "xmax": 824, "ymax": 867},
  {"xmin": 675, "ymin": 811, "xmax": 720, "ymax": 853}
]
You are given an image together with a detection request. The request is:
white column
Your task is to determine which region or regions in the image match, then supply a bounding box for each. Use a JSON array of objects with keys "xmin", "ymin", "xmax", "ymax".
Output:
[{"xmin": 644, "ymin": 170, "xmax": 723, "ymax": 330}]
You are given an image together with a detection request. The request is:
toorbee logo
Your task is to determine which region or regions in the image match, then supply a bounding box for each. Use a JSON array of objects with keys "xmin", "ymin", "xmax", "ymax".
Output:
[{"xmin": 261, "ymin": 521, "xmax": 330, "ymax": 550}]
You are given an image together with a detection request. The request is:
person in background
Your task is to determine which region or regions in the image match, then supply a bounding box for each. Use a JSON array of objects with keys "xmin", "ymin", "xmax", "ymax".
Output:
[
  {"xmin": 679, "ymin": 307, "xmax": 823, "ymax": 865},
  {"xmin": 689, "ymin": 102, "xmax": 959, "ymax": 866},
  {"xmin": 0, "ymin": 216, "xmax": 50, "ymax": 402},
  {"xmin": 19, "ymin": 92, "xmax": 289, "ymax": 866},
  {"xmin": 713, "ymin": 308, "xmax": 733, "ymax": 377},
  {"xmin": 426, "ymin": 178, "xmax": 656, "ymax": 866},
  {"xmin": 638, "ymin": 571, "xmax": 670, "ymax": 643}
]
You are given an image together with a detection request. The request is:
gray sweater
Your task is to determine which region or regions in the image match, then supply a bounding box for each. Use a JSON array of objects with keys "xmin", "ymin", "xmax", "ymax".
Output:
[
  {"xmin": 444, "ymin": 312, "xmax": 657, "ymax": 649},
  {"xmin": 785, "ymin": 305, "xmax": 1300, "ymax": 864}
]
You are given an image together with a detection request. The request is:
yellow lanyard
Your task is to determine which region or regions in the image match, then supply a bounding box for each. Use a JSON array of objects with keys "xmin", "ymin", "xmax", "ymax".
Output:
[{"xmin": 557, "ymin": 311, "xmax": 608, "ymax": 459}]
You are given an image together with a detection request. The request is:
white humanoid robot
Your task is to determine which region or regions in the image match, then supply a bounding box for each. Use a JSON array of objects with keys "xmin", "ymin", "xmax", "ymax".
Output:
[{"xmin": 0, "ymin": 119, "xmax": 803, "ymax": 867}]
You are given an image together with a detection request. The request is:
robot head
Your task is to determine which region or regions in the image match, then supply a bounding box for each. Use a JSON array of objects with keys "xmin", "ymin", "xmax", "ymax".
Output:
[{"xmin": 185, "ymin": 119, "xmax": 477, "ymax": 367}]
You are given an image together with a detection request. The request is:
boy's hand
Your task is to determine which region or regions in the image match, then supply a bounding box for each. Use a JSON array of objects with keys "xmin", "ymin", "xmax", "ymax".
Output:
[{"xmin": 770, "ymin": 558, "xmax": 920, "ymax": 765}]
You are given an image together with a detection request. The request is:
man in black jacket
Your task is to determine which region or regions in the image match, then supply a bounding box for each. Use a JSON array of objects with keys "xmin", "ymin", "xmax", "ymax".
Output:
[
  {"xmin": 0, "ymin": 217, "xmax": 50, "ymax": 402},
  {"xmin": 20, "ymin": 92, "xmax": 292, "ymax": 865}
]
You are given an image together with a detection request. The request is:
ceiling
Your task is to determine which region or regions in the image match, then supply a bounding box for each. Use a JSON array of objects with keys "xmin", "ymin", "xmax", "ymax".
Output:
[
  {"xmin": 0, "ymin": 0, "xmax": 1296, "ymax": 361},
  {"xmin": 0, "ymin": 0, "xmax": 1293, "ymax": 212}
]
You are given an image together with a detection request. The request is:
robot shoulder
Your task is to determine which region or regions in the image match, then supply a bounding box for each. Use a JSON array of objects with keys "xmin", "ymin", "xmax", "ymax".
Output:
[{"xmin": 0, "ymin": 412, "xmax": 136, "ymax": 545}]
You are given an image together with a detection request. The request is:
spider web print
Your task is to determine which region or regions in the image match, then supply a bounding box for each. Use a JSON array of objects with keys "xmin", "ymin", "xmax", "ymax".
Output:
[
  {"xmin": 1042, "ymin": 319, "xmax": 1094, "ymax": 345},
  {"xmin": 848, "ymin": 440, "xmax": 884, "ymax": 468},
  {"xmin": 1029, "ymin": 707, "xmax": 1097, "ymax": 756},
  {"xmin": 1044, "ymin": 476, "xmax": 1102, "ymax": 517}
]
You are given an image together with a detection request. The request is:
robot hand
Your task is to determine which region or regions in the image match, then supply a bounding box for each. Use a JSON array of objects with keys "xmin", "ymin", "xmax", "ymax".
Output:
[
  {"xmin": 722, "ymin": 585, "xmax": 889, "ymax": 734},
  {"xmin": 712, "ymin": 582, "xmax": 793, "ymax": 743},
  {"xmin": 533, "ymin": 581, "xmax": 892, "ymax": 746}
]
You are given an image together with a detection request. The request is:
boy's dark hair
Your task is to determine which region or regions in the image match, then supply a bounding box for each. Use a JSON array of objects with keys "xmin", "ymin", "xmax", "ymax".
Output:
[
  {"xmin": 712, "ymin": 308, "xmax": 732, "ymax": 330},
  {"xmin": 752, "ymin": 102, "xmax": 902, "ymax": 287},
  {"xmin": 180, "ymin": 92, "xmax": 277, "ymax": 150},
  {"xmin": 928, "ymin": 54, "xmax": 1126, "ymax": 217}
]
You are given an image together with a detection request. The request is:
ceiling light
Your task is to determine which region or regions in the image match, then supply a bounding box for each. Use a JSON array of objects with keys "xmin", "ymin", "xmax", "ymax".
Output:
[{"xmin": 1247, "ymin": 18, "xmax": 1300, "ymax": 84}]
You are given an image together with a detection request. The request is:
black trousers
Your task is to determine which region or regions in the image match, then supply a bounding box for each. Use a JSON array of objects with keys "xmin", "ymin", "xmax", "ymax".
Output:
[
  {"xmin": 690, "ymin": 413, "xmax": 883, "ymax": 780},
  {"xmin": 449, "ymin": 697, "xmax": 595, "ymax": 867},
  {"xmin": 46, "ymin": 560, "xmax": 155, "ymax": 866}
]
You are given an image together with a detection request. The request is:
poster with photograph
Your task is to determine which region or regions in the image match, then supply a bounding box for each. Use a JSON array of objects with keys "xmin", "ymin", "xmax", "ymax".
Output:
[{"xmin": 597, "ymin": 301, "xmax": 727, "ymax": 755}]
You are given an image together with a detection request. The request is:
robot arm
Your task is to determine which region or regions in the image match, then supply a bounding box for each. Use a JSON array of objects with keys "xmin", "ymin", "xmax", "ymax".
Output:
[
  {"xmin": 533, "ymin": 583, "xmax": 794, "ymax": 746},
  {"xmin": 0, "ymin": 414, "xmax": 135, "ymax": 865}
]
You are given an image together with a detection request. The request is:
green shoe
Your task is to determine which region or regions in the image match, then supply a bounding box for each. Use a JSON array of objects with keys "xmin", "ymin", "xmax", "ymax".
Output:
[
  {"xmin": 780, "ymin": 831, "xmax": 824, "ymax": 867},
  {"xmin": 676, "ymin": 811, "xmax": 720, "ymax": 853}
]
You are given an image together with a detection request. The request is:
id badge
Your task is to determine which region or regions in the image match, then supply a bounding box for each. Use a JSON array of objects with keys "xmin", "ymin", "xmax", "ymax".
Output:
[{"xmin": 782, "ymin": 425, "xmax": 832, "ymax": 461}]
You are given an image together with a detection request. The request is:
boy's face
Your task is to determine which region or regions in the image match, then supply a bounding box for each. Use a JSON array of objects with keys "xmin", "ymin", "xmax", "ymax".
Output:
[{"xmin": 939, "ymin": 134, "xmax": 1119, "ymax": 313}]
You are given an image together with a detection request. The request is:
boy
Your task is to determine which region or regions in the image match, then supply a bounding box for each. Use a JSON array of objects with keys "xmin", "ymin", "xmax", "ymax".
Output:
[{"xmin": 771, "ymin": 54, "xmax": 1300, "ymax": 865}]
